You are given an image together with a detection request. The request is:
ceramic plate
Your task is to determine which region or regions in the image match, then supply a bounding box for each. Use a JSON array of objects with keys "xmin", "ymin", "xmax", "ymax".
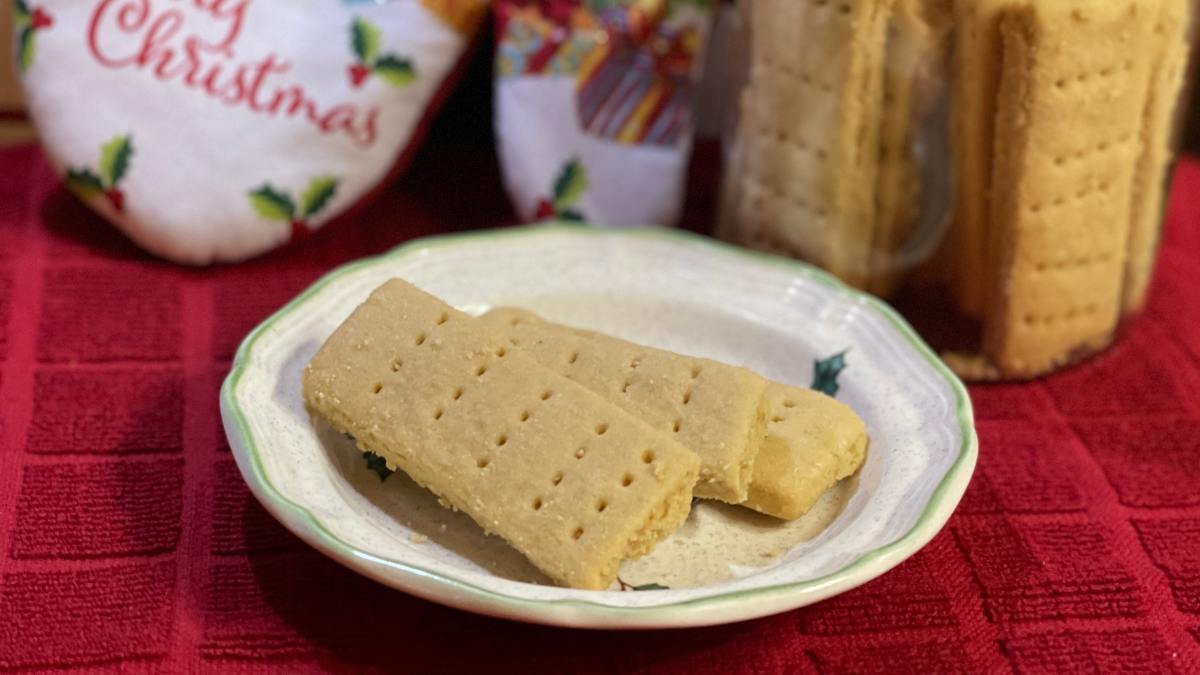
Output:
[{"xmin": 220, "ymin": 224, "xmax": 977, "ymax": 629}]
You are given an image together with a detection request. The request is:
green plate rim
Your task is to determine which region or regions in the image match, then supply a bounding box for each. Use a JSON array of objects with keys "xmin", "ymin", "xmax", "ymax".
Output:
[{"xmin": 220, "ymin": 222, "xmax": 977, "ymax": 621}]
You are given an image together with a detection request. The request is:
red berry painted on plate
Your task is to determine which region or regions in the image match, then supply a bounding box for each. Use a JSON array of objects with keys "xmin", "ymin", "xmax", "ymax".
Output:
[
  {"xmin": 290, "ymin": 219, "xmax": 310, "ymax": 241},
  {"xmin": 31, "ymin": 8, "xmax": 53, "ymax": 29},
  {"xmin": 349, "ymin": 64, "xmax": 370, "ymax": 88},
  {"xmin": 105, "ymin": 188, "xmax": 124, "ymax": 213},
  {"xmin": 534, "ymin": 199, "xmax": 555, "ymax": 219}
]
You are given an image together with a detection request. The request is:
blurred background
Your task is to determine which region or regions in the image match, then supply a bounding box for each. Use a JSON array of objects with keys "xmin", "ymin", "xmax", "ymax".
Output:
[{"xmin": 6, "ymin": 10, "xmax": 1192, "ymax": 152}]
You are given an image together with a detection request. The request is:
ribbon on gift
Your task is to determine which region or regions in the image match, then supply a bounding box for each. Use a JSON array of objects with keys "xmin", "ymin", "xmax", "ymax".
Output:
[{"xmin": 496, "ymin": 0, "xmax": 708, "ymax": 146}]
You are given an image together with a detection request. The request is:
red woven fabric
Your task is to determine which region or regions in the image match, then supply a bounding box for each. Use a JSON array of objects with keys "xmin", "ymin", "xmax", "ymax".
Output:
[{"xmin": 1, "ymin": 134, "xmax": 1198, "ymax": 672}]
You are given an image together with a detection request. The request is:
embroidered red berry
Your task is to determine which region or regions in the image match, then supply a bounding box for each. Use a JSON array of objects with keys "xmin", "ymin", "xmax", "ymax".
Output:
[
  {"xmin": 14, "ymin": 1, "xmax": 54, "ymax": 72},
  {"xmin": 290, "ymin": 219, "xmax": 310, "ymax": 241},
  {"xmin": 31, "ymin": 8, "xmax": 53, "ymax": 29},
  {"xmin": 534, "ymin": 158, "xmax": 588, "ymax": 222},
  {"xmin": 249, "ymin": 177, "xmax": 340, "ymax": 243},
  {"xmin": 349, "ymin": 17, "xmax": 415, "ymax": 88},
  {"xmin": 534, "ymin": 199, "xmax": 556, "ymax": 219},
  {"xmin": 105, "ymin": 188, "xmax": 125, "ymax": 213},
  {"xmin": 348, "ymin": 63, "xmax": 371, "ymax": 88}
]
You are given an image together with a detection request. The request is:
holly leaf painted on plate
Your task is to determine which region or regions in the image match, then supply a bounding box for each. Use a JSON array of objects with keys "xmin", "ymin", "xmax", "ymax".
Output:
[
  {"xmin": 248, "ymin": 185, "xmax": 296, "ymax": 223},
  {"xmin": 557, "ymin": 208, "xmax": 585, "ymax": 222},
  {"xmin": 300, "ymin": 176, "xmax": 338, "ymax": 218},
  {"xmin": 552, "ymin": 158, "xmax": 587, "ymax": 209},
  {"xmin": 65, "ymin": 168, "xmax": 104, "ymax": 199},
  {"xmin": 373, "ymin": 54, "xmax": 415, "ymax": 87},
  {"xmin": 352, "ymin": 17, "xmax": 380, "ymax": 64},
  {"xmin": 16, "ymin": 26, "xmax": 34, "ymax": 72},
  {"xmin": 363, "ymin": 451, "xmax": 394, "ymax": 481},
  {"xmin": 14, "ymin": 0, "xmax": 30, "ymax": 21},
  {"xmin": 811, "ymin": 350, "xmax": 848, "ymax": 397},
  {"xmin": 98, "ymin": 135, "xmax": 133, "ymax": 188}
]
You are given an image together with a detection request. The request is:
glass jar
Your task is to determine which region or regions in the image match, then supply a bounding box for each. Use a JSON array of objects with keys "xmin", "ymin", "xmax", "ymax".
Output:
[{"xmin": 717, "ymin": 0, "xmax": 1193, "ymax": 380}]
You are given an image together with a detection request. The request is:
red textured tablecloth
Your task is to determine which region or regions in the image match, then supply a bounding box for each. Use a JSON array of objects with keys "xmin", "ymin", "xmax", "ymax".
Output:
[{"xmin": 1, "ymin": 122, "xmax": 1199, "ymax": 671}]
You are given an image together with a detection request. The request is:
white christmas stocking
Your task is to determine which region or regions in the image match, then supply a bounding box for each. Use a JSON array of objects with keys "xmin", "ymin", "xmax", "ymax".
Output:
[
  {"xmin": 493, "ymin": 0, "xmax": 714, "ymax": 227},
  {"xmin": 15, "ymin": 0, "xmax": 488, "ymax": 264}
]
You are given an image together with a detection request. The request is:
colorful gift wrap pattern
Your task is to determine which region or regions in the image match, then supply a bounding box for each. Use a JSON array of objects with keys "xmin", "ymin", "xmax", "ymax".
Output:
[
  {"xmin": 497, "ymin": 0, "xmax": 706, "ymax": 146},
  {"xmin": 494, "ymin": 0, "xmax": 714, "ymax": 227}
]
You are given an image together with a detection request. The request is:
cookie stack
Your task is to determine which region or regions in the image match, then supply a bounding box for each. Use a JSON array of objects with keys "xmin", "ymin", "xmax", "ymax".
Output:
[
  {"xmin": 942, "ymin": 0, "xmax": 1190, "ymax": 378},
  {"xmin": 718, "ymin": 0, "xmax": 950, "ymax": 296},
  {"xmin": 302, "ymin": 280, "xmax": 868, "ymax": 589},
  {"xmin": 719, "ymin": 0, "xmax": 1190, "ymax": 379}
]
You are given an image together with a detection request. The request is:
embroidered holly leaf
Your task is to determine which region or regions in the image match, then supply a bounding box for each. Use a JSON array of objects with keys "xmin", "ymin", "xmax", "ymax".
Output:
[
  {"xmin": 363, "ymin": 451, "xmax": 393, "ymax": 481},
  {"xmin": 16, "ymin": 26, "xmax": 34, "ymax": 72},
  {"xmin": 373, "ymin": 55, "xmax": 416, "ymax": 87},
  {"xmin": 300, "ymin": 176, "xmax": 339, "ymax": 218},
  {"xmin": 552, "ymin": 158, "xmax": 588, "ymax": 209},
  {"xmin": 558, "ymin": 208, "xmax": 585, "ymax": 222},
  {"xmin": 352, "ymin": 17, "xmax": 381, "ymax": 65},
  {"xmin": 65, "ymin": 168, "xmax": 105, "ymax": 199},
  {"xmin": 811, "ymin": 350, "xmax": 848, "ymax": 397},
  {"xmin": 14, "ymin": 0, "xmax": 30, "ymax": 21},
  {"xmin": 98, "ymin": 135, "xmax": 133, "ymax": 188},
  {"xmin": 248, "ymin": 185, "xmax": 296, "ymax": 223}
]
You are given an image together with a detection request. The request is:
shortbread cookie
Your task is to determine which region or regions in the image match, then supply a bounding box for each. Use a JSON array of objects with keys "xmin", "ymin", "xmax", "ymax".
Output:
[
  {"xmin": 941, "ymin": 351, "xmax": 1003, "ymax": 381},
  {"xmin": 745, "ymin": 386, "xmax": 869, "ymax": 520},
  {"xmin": 869, "ymin": 0, "xmax": 950, "ymax": 296},
  {"xmin": 720, "ymin": 0, "xmax": 893, "ymax": 288},
  {"xmin": 828, "ymin": 0, "xmax": 893, "ymax": 289},
  {"xmin": 302, "ymin": 280, "xmax": 700, "ymax": 590},
  {"xmin": 985, "ymin": 0, "xmax": 1160, "ymax": 376},
  {"xmin": 482, "ymin": 308, "xmax": 870, "ymax": 519},
  {"xmin": 480, "ymin": 308, "xmax": 765, "ymax": 504},
  {"xmin": 721, "ymin": 0, "xmax": 844, "ymax": 262},
  {"xmin": 944, "ymin": 0, "xmax": 1011, "ymax": 318},
  {"xmin": 1123, "ymin": 0, "xmax": 1190, "ymax": 313}
]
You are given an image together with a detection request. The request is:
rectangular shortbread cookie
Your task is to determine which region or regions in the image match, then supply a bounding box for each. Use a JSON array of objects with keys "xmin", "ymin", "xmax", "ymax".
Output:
[
  {"xmin": 745, "ymin": 386, "xmax": 869, "ymax": 520},
  {"xmin": 1122, "ymin": 0, "xmax": 1190, "ymax": 312},
  {"xmin": 870, "ymin": 0, "xmax": 949, "ymax": 296},
  {"xmin": 719, "ymin": 0, "xmax": 892, "ymax": 289},
  {"xmin": 984, "ymin": 0, "xmax": 1160, "ymax": 376},
  {"xmin": 482, "ymin": 308, "xmax": 869, "ymax": 519},
  {"xmin": 944, "ymin": 0, "xmax": 1011, "ymax": 319},
  {"xmin": 480, "ymin": 308, "xmax": 765, "ymax": 504},
  {"xmin": 302, "ymin": 280, "xmax": 701, "ymax": 590}
]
